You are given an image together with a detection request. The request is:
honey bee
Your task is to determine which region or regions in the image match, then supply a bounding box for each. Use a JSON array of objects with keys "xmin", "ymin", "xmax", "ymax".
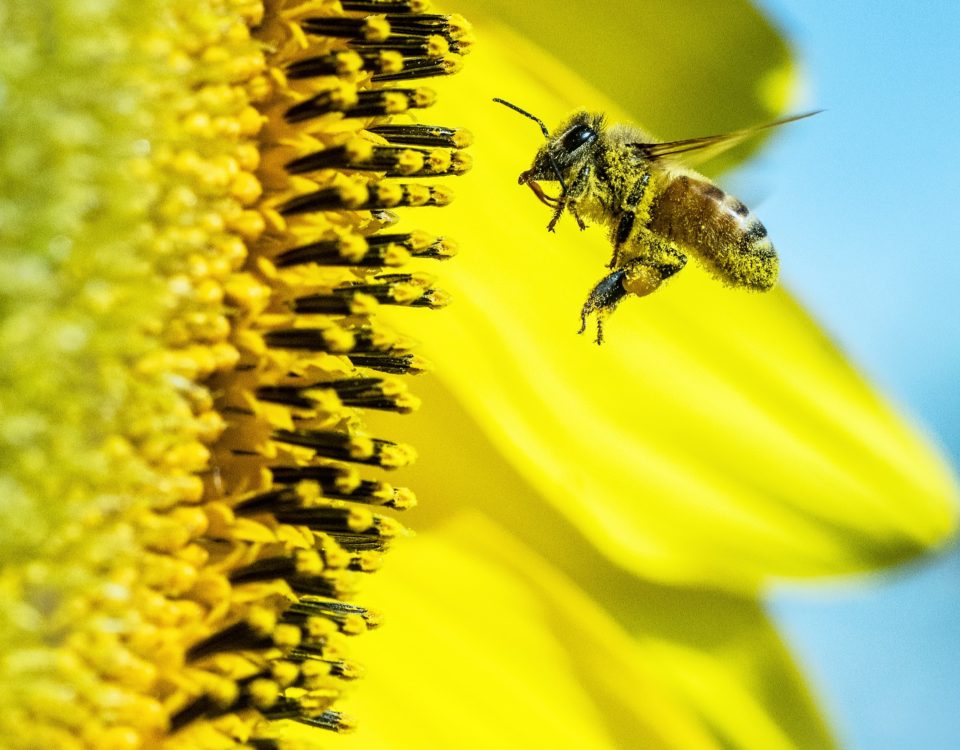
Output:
[{"xmin": 494, "ymin": 98, "xmax": 817, "ymax": 343}]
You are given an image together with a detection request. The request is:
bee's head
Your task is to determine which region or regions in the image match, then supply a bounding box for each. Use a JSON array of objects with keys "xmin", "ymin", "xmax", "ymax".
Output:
[
  {"xmin": 522, "ymin": 111, "xmax": 602, "ymax": 187},
  {"xmin": 493, "ymin": 99, "xmax": 602, "ymax": 195}
]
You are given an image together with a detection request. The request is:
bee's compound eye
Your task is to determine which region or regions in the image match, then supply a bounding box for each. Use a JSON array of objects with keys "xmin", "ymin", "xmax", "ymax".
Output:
[{"xmin": 561, "ymin": 124, "xmax": 597, "ymax": 152}]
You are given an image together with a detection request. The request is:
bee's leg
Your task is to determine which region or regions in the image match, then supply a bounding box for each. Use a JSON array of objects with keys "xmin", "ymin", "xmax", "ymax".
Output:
[
  {"xmin": 546, "ymin": 202, "xmax": 565, "ymax": 233},
  {"xmin": 547, "ymin": 164, "xmax": 592, "ymax": 232},
  {"xmin": 579, "ymin": 243, "xmax": 686, "ymax": 344},
  {"xmin": 609, "ymin": 173, "xmax": 652, "ymax": 268},
  {"xmin": 569, "ymin": 205, "xmax": 587, "ymax": 232},
  {"xmin": 568, "ymin": 164, "xmax": 591, "ymax": 231},
  {"xmin": 578, "ymin": 269, "xmax": 627, "ymax": 344}
]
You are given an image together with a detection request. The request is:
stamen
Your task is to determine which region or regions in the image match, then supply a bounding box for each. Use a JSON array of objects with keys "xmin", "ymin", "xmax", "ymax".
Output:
[
  {"xmin": 349, "ymin": 34, "xmax": 449, "ymax": 56},
  {"xmin": 285, "ymin": 51, "xmax": 385, "ymax": 79},
  {"xmin": 285, "ymin": 87, "xmax": 436, "ymax": 123},
  {"xmin": 289, "ymin": 45, "xmax": 464, "ymax": 83},
  {"xmin": 284, "ymin": 597, "xmax": 383, "ymax": 632},
  {"xmin": 279, "ymin": 181, "xmax": 453, "ymax": 214},
  {"xmin": 340, "ymin": 0, "xmax": 433, "ymax": 12},
  {"xmin": 170, "ymin": 695, "xmax": 222, "ymax": 733},
  {"xmin": 285, "ymin": 141, "xmax": 469, "ymax": 177},
  {"xmin": 273, "ymin": 231, "xmax": 454, "ymax": 267},
  {"xmin": 144, "ymin": 2, "xmax": 474, "ymax": 740},
  {"xmin": 346, "ymin": 351, "xmax": 429, "ymax": 374},
  {"xmin": 257, "ymin": 376, "xmax": 420, "ymax": 413},
  {"xmin": 367, "ymin": 123, "xmax": 473, "ymax": 148},
  {"xmin": 186, "ymin": 611, "xmax": 279, "ymax": 662},
  {"xmin": 230, "ymin": 550, "xmax": 327, "ymax": 585},
  {"xmin": 293, "ymin": 710, "xmax": 357, "ymax": 733},
  {"xmin": 372, "ymin": 53, "xmax": 464, "ymax": 82},
  {"xmin": 272, "ymin": 429, "xmax": 416, "ymax": 469},
  {"xmin": 264, "ymin": 468, "xmax": 416, "ymax": 508},
  {"xmin": 379, "ymin": 13, "xmax": 473, "ymax": 42},
  {"xmin": 264, "ymin": 327, "xmax": 358, "ymax": 353},
  {"xmin": 302, "ymin": 16, "xmax": 393, "ymax": 43},
  {"xmin": 291, "ymin": 279, "xmax": 446, "ymax": 315}
]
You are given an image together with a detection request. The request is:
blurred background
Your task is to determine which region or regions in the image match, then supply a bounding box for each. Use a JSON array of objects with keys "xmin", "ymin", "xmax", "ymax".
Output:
[{"xmin": 750, "ymin": 2, "xmax": 960, "ymax": 748}]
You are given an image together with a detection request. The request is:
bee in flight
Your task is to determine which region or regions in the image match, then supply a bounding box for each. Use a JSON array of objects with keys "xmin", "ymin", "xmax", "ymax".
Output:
[{"xmin": 494, "ymin": 98, "xmax": 818, "ymax": 343}]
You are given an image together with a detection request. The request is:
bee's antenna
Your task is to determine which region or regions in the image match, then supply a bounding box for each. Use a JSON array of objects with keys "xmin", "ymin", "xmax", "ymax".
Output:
[
  {"xmin": 493, "ymin": 98, "xmax": 550, "ymax": 139},
  {"xmin": 548, "ymin": 157, "xmax": 568, "ymax": 196},
  {"xmin": 493, "ymin": 97, "xmax": 569, "ymax": 196}
]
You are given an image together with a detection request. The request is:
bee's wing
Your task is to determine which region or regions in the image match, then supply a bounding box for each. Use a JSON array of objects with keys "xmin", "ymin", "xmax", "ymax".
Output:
[{"xmin": 630, "ymin": 110, "xmax": 821, "ymax": 165}]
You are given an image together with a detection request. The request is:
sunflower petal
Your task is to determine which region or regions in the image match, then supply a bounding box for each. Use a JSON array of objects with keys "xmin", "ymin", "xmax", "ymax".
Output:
[
  {"xmin": 384, "ymin": 29, "xmax": 958, "ymax": 588},
  {"xmin": 341, "ymin": 513, "xmax": 836, "ymax": 749}
]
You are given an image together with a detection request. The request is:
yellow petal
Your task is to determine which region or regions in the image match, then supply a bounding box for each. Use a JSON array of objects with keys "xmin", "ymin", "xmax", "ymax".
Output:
[
  {"xmin": 383, "ymin": 24, "xmax": 959, "ymax": 589},
  {"xmin": 341, "ymin": 513, "xmax": 835, "ymax": 749}
]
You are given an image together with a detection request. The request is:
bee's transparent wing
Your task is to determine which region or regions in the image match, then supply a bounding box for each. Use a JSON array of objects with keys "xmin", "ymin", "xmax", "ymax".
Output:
[{"xmin": 630, "ymin": 110, "xmax": 820, "ymax": 164}]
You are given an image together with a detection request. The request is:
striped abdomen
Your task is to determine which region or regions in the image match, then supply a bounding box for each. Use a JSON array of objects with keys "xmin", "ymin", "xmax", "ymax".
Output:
[{"xmin": 647, "ymin": 174, "xmax": 778, "ymax": 290}]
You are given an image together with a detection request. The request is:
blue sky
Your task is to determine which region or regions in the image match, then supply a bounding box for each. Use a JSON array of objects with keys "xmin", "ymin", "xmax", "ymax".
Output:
[{"xmin": 746, "ymin": 2, "xmax": 960, "ymax": 748}]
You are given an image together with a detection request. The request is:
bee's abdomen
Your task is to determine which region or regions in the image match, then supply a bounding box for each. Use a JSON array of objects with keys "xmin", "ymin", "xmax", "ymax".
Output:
[{"xmin": 647, "ymin": 174, "xmax": 778, "ymax": 290}]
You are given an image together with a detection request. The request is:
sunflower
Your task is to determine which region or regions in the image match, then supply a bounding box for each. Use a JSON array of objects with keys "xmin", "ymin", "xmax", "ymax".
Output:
[{"xmin": 0, "ymin": 1, "xmax": 955, "ymax": 749}]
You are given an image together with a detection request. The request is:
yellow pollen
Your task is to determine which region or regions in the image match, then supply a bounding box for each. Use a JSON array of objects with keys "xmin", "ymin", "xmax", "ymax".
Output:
[
  {"xmin": 412, "ymin": 87, "xmax": 437, "ymax": 107},
  {"xmin": 396, "ymin": 148, "xmax": 426, "ymax": 174},
  {"xmin": 273, "ymin": 624, "xmax": 302, "ymax": 650},
  {"xmin": 348, "ymin": 292, "xmax": 379, "ymax": 315},
  {"xmin": 345, "ymin": 137, "xmax": 375, "ymax": 163},
  {"xmin": 347, "ymin": 507, "xmax": 375, "ymax": 532},
  {"xmin": 249, "ymin": 678, "xmax": 281, "ymax": 709},
  {"xmin": 363, "ymin": 15, "xmax": 391, "ymax": 42},
  {"xmin": 426, "ymin": 34, "xmax": 450, "ymax": 56},
  {"xmin": 380, "ymin": 50, "xmax": 405, "ymax": 75},
  {"xmin": 429, "ymin": 183, "xmax": 456, "ymax": 206},
  {"xmin": 383, "ymin": 245, "xmax": 411, "ymax": 264},
  {"xmin": 452, "ymin": 150, "xmax": 474, "ymax": 172},
  {"xmin": 338, "ymin": 180, "xmax": 370, "ymax": 208}
]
